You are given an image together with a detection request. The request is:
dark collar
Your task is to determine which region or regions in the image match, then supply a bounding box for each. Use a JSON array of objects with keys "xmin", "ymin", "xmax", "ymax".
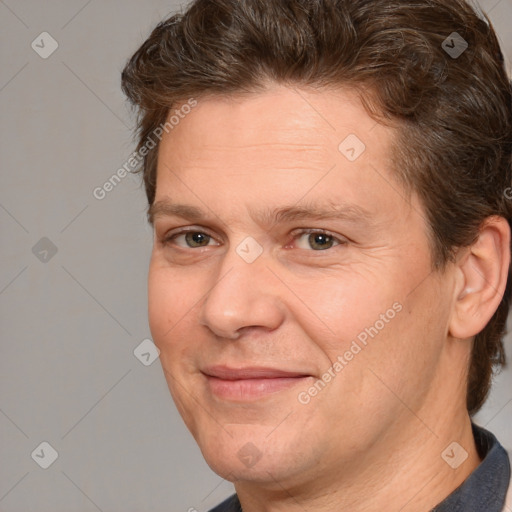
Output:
[
  {"xmin": 210, "ymin": 423, "xmax": 511, "ymax": 512},
  {"xmin": 209, "ymin": 494, "xmax": 242, "ymax": 512}
]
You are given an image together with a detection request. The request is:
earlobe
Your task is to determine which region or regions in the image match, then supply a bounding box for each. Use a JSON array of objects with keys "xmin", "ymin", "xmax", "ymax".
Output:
[{"xmin": 449, "ymin": 216, "xmax": 510, "ymax": 340}]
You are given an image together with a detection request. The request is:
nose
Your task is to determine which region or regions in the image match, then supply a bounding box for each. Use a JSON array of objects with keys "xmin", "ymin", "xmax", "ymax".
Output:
[{"xmin": 198, "ymin": 245, "xmax": 286, "ymax": 339}]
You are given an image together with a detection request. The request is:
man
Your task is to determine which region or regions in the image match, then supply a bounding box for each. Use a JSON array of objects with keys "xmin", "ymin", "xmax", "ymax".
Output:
[{"xmin": 121, "ymin": 0, "xmax": 512, "ymax": 510}]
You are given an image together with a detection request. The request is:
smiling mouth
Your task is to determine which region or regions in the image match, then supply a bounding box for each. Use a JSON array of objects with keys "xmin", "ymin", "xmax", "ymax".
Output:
[{"xmin": 201, "ymin": 366, "xmax": 313, "ymax": 401}]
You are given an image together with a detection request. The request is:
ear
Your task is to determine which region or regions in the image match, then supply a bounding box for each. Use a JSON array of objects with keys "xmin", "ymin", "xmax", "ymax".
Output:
[{"xmin": 449, "ymin": 216, "xmax": 511, "ymax": 340}]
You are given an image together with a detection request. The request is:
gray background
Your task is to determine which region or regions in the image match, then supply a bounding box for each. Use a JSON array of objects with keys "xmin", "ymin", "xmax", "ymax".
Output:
[{"xmin": 1, "ymin": 1, "xmax": 511, "ymax": 511}]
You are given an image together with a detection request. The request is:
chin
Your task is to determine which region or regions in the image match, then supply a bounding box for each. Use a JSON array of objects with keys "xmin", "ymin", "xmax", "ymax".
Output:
[
  {"xmin": 203, "ymin": 451, "xmax": 296, "ymax": 485},
  {"xmin": 195, "ymin": 424, "xmax": 316, "ymax": 486}
]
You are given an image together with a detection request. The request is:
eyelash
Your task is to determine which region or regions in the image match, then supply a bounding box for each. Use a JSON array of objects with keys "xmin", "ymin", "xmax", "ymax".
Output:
[{"xmin": 160, "ymin": 228, "xmax": 347, "ymax": 251}]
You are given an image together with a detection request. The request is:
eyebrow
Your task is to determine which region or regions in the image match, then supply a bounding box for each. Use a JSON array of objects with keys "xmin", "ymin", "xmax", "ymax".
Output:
[{"xmin": 147, "ymin": 198, "xmax": 375, "ymax": 228}]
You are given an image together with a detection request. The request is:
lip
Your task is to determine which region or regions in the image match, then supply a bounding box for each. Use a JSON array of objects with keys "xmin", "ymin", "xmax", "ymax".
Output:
[{"xmin": 201, "ymin": 365, "xmax": 313, "ymax": 401}]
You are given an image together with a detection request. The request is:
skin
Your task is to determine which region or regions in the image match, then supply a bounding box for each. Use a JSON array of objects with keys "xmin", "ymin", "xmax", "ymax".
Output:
[{"xmin": 147, "ymin": 84, "xmax": 510, "ymax": 512}]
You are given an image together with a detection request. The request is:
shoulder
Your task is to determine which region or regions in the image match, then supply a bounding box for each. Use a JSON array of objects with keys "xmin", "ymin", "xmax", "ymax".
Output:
[{"xmin": 504, "ymin": 448, "xmax": 512, "ymax": 512}]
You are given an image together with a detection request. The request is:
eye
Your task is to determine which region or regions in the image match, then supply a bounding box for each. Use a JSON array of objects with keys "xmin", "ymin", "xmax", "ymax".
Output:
[
  {"xmin": 163, "ymin": 230, "xmax": 219, "ymax": 248},
  {"xmin": 161, "ymin": 228, "xmax": 346, "ymax": 251},
  {"xmin": 294, "ymin": 230, "xmax": 345, "ymax": 251}
]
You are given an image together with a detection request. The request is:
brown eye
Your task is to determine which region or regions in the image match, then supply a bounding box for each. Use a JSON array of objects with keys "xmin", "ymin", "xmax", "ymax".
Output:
[
  {"xmin": 163, "ymin": 230, "xmax": 218, "ymax": 248},
  {"xmin": 294, "ymin": 230, "xmax": 344, "ymax": 251},
  {"xmin": 307, "ymin": 233, "xmax": 335, "ymax": 250},
  {"xmin": 184, "ymin": 232, "xmax": 211, "ymax": 247}
]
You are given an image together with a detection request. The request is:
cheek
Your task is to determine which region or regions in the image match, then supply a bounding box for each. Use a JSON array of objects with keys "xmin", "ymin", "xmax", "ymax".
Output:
[
  {"xmin": 147, "ymin": 264, "xmax": 203, "ymax": 421},
  {"xmin": 147, "ymin": 263, "xmax": 200, "ymax": 349},
  {"xmin": 292, "ymin": 254, "xmax": 441, "ymax": 394},
  {"xmin": 148, "ymin": 269, "xmax": 172, "ymax": 341},
  {"xmin": 290, "ymin": 270, "xmax": 401, "ymax": 355}
]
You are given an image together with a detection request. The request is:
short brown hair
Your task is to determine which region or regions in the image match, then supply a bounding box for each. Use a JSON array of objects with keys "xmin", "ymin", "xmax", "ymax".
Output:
[{"xmin": 121, "ymin": 0, "xmax": 512, "ymax": 415}]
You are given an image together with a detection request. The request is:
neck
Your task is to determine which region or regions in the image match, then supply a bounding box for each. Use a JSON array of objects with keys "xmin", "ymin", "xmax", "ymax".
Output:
[{"xmin": 234, "ymin": 410, "xmax": 481, "ymax": 512}]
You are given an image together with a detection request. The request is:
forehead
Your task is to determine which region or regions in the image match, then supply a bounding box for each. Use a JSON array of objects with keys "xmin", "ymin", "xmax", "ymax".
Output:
[
  {"xmin": 152, "ymin": 85, "xmax": 419, "ymax": 229},
  {"xmin": 156, "ymin": 85, "xmax": 393, "ymax": 178}
]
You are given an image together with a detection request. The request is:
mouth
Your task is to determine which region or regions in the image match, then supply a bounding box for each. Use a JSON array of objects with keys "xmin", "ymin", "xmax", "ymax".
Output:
[{"xmin": 201, "ymin": 366, "xmax": 313, "ymax": 401}]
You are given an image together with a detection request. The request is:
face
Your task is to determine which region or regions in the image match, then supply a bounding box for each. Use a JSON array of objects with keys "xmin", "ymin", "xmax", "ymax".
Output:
[{"xmin": 148, "ymin": 85, "xmax": 457, "ymax": 489}]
